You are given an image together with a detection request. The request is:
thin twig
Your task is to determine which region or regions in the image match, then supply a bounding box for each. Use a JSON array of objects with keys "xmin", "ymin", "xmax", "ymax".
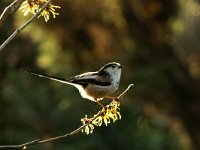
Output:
[
  {"xmin": 0, "ymin": 0, "xmax": 25, "ymax": 27},
  {"xmin": 118, "ymin": 84, "xmax": 134, "ymax": 98},
  {"xmin": 0, "ymin": 0, "xmax": 52, "ymax": 53},
  {"xmin": 0, "ymin": 84, "xmax": 134, "ymax": 149},
  {"xmin": 0, "ymin": 114, "xmax": 100, "ymax": 149}
]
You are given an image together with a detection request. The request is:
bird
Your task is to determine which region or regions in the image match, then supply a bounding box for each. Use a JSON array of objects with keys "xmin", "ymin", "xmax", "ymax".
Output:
[{"xmin": 25, "ymin": 62, "xmax": 123, "ymax": 103}]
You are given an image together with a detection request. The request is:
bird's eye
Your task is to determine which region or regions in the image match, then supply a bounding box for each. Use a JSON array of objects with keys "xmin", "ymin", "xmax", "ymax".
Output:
[{"xmin": 112, "ymin": 65, "xmax": 115, "ymax": 68}]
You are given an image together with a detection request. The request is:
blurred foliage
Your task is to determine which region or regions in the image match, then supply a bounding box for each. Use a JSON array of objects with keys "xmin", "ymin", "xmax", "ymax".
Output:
[{"xmin": 1, "ymin": 0, "xmax": 200, "ymax": 150}]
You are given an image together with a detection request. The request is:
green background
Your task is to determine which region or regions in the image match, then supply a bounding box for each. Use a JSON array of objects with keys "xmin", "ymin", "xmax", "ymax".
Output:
[{"xmin": 0, "ymin": 0, "xmax": 200, "ymax": 149}]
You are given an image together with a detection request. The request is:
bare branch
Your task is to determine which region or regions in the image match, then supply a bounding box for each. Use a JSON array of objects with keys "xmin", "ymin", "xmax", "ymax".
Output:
[
  {"xmin": 0, "ymin": 0, "xmax": 25, "ymax": 27},
  {"xmin": 0, "ymin": 0, "xmax": 53, "ymax": 53},
  {"xmin": 118, "ymin": 84, "xmax": 134, "ymax": 98},
  {"xmin": 0, "ymin": 84, "xmax": 134, "ymax": 149}
]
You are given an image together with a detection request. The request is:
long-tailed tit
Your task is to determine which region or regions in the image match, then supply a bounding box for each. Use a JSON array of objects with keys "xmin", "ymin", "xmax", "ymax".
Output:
[{"xmin": 25, "ymin": 62, "xmax": 123, "ymax": 102}]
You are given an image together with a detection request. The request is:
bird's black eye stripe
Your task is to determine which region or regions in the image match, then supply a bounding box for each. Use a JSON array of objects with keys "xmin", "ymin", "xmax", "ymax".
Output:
[
  {"xmin": 98, "ymin": 69, "xmax": 110, "ymax": 77},
  {"xmin": 112, "ymin": 65, "xmax": 115, "ymax": 68}
]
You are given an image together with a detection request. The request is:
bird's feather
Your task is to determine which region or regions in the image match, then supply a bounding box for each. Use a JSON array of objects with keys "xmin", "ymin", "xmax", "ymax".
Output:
[
  {"xmin": 24, "ymin": 70, "xmax": 70, "ymax": 84},
  {"xmin": 24, "ymin": 70, "xmax": 111, "ymax": 87},
  {"xmin": 69, "ymin": 77, "xmax": 111, "ymax": 87}
]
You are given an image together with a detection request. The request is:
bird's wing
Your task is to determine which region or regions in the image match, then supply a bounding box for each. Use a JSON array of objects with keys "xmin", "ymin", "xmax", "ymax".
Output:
[{"xmin": 68, "ymin": 72, "xmax": 111, "ymax": 86}]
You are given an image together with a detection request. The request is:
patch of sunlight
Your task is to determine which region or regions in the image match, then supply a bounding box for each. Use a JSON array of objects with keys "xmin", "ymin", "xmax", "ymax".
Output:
[
  {"xmin": 102, "ymin": 0, "xmax": 127, "ymax": 29},
  {"xmin": 35, "ymin": 32, "xmax": 72, "ymax": 74},
  {"xmin": 14, "ymin": 11, "xmax": 72, "ymax": 74},
  {"xmin": 14, "ymin": 9, "xmax": 31, "ymax": 28},
  {"xmin": 168, "ymin": 18, "xmax": 184, "ymax": 35},
  {"xmin": 187, "ymin": 0, "xmax": 200, "ymax": 16},
  {"xmin": 36, "ymin": 36, "xmax": 59, "ymax": 68},
  {"xmin": 178, "ymin": 0, "xmax": 200, "ymax": 17},
  {"xmin": 58, "ymin": 99, "xmax": 71, "ymax": 111}
]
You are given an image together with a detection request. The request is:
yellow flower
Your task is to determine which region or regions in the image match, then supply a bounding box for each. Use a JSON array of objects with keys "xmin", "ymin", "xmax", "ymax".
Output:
[
  {"xmin": 39, "ymin": 4, "xmax": 61, "ymax": 22},
  {"xmin": 81, "ymin": 115, "xmax": 90, "ymax": 125},
  {"xmin": 102, "ymin": 100, "xmax": 121, "ymax": 125},
  {"xmin": 81, "ymin": 115, "xmax": 94, "ymax": 134},
  {"xmin": 19, "ymin": 0, "xmax": 61, "ymax": 22},
  {"xmin": 103, "ymin": 112, "xmax": 111, "ymax": 126},
  {"xmin": 109, "ymin": 106, "xmax": 121, "ymax": 122},
  {"xmin": 82, "ymin": 124, "xmax": 94, "ymax": 135},
  {"xmin": 92, "ymin": 115, "xmax": 103, "ymax": 126},
  {"xmin": 19, "ymin": 0, "xmax": 39, "ymax": 16},
  {"xmin": 81, "ymin": 99, "xmax": 122, "ymax": 134}
]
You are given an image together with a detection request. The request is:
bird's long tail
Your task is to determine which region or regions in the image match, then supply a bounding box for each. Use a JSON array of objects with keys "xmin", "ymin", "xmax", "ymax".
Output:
[{"xmin": 24, "ymin": 70, "xmax": 70, "ymax": 84}]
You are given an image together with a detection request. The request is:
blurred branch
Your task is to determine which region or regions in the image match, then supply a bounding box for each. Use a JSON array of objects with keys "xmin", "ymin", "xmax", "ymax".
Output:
[
  {"xmin": 0, "ymin": 84, "xmax": 134, "ymax": 149},
  {"xmin": 0, "ymin": 0, "xmax": 52, "ymax": 53},
  {"xmin": 0, "ymin": 0, "xmax": 25, "ymax": 27}
]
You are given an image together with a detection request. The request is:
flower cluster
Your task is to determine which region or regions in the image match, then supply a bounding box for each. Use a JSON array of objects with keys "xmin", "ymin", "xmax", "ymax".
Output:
[
  {"xmin": 81, "ymin": 99, "xmax": 121, "ymax": 134},
  {"xmin": 81, "ymin": 115, "xmax": 95, "ymax": 134},
  {"xmin": 19, "ymin": 0, "xmax": 60, "ymax": 22}
]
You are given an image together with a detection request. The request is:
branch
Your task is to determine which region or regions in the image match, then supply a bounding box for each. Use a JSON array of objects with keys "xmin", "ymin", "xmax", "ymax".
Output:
[
  {"xmin": 0, "ymin": 84, "xmax": 134, "ymax": 149},
  {"xmin": 0, "ymin": 0, "xmax": 25, "ymax": 27},
  {"xmin": 118, "ymin": 84, "xmax": 134, "ymax": 98},
  {"xmin": 0, "ymin": 0, "xmax": 53, "ymax": 53}
]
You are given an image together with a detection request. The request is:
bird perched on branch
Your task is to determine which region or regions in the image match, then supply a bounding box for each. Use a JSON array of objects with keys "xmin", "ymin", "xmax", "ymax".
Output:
[{"xmin": 25, "ymin": 62, "xmax": 123, "ymax": 104}]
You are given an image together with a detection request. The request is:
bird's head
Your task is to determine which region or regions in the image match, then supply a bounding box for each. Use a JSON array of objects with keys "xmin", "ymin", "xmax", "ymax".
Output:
[{"xmin": 99, "ymin": 62, "xmax": 123, "ymax": 81}]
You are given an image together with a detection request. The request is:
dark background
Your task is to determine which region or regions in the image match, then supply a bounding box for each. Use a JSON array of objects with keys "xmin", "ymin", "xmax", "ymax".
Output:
[{"xmin": 0, "ymin": 0, "xmax": 200, "ymax": 150}]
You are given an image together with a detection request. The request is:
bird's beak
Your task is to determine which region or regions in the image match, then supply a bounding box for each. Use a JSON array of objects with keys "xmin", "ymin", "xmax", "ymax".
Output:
[{"xmin": 119, "ymin": 65, "xmax": 124, "ymax": 69}]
